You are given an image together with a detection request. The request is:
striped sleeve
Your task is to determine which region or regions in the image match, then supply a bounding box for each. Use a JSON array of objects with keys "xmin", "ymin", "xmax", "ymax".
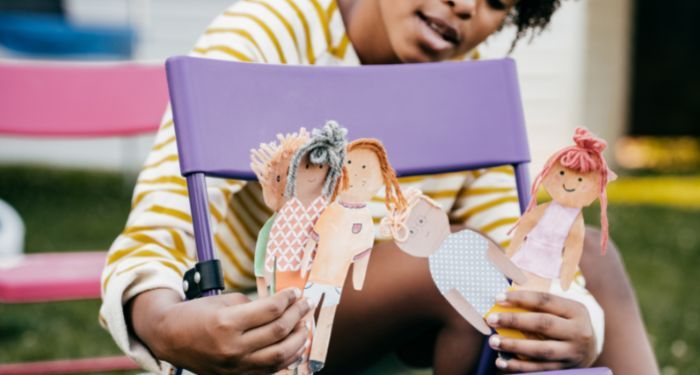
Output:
[
  {"xmin": 448, "ymin": 166, "xmax": 521, "ymax": 247},
  {"xmin": 98, "ymin": 3, "xmax": 286, "ymax": 372}
]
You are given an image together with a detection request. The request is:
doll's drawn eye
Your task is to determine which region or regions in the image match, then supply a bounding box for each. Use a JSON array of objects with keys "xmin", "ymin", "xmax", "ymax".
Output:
[
  {"xmin": 409, "ymin": 230, "xmax": 415, "ymax": 235},
  {"xmin": 305, "ymin": 163, "xmax": 310, "ymax": 169},
  {"xmin": 578, "ymin": 177, "xmax": 583, "ymax": 182},
  {"xmin": 276, "ymin": 175, "xmax": 281, "ymax": 183},
  {"xmin": 362, "ymin": 165, "xmax": 366, "ymax": 169},
  {"xmin": 348, "ymin": 160, "xmax": 352, "ymax": 164},
  {"xmin": 560, "ymin": 170, "xmax": 565, "ymax": 176}
]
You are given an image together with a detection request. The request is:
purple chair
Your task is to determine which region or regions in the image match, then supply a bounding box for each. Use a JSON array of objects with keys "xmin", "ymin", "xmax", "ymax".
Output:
[{"xmin": 165, "ymin": 56, "xmax": 607, "ymax": 374}]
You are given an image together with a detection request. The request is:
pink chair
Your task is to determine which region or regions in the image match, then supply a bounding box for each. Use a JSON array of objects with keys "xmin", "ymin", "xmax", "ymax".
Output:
[{"xmin": 0, "ymin": 59, "xmax": 168, "ymax": 373}]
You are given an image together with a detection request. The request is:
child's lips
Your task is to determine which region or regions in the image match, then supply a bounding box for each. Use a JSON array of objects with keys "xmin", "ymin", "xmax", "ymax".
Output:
[{"xmin": 417, "ymin": 12, "xmax": 460, "ymax": 49}]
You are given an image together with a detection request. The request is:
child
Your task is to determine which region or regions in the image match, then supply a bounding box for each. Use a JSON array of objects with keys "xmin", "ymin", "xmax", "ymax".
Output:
[{"xmin": 100, "ymin": 0, "xmax": 657, "ymax": 374}]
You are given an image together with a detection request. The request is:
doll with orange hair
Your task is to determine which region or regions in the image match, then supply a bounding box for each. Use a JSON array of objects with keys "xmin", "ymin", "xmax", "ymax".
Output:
[
  {"xmin": 300, "ymin": 138, "xmax": 406, "ymax": 372},
  {"xmin": 250, "ymin": 128, "xmax": 310, "ymax": 297},
  {"xmin": 507, "ymin": 127, "xmax": 617, "ymax": 292}
]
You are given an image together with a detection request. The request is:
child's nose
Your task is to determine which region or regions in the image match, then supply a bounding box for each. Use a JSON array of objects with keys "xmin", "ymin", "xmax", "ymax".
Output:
[{"xmin": 443, "ymin": 0, "xmax": 475, "ymax": 20}]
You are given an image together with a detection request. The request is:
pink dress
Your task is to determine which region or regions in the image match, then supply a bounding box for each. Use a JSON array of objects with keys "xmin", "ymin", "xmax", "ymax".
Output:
[
  {"xmin": 511, "ymin": 201, "xmax": 581, "ymax": 279},
  {"xmin": 266, "ymin": 196, "xmax": 328, "ymax": 273}
]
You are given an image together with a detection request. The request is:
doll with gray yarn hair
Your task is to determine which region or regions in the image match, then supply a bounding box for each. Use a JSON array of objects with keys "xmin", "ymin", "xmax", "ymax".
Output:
[
  {"xmin": 264, "ymin": 120, "xmax": 347, "ymax": 286},
  {"xmin": 285, "ymin": 120, "xmax": 347, "ymax": 200},
  {"xmin": 264, "ymin": 121, "xmax": 347, "ymax": 374}
]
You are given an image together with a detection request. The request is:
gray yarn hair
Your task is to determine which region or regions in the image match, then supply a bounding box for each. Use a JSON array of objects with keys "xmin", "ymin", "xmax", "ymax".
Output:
[{"xmin": 286, "ymin": 120, "xmax": 348, "ymax": 198}]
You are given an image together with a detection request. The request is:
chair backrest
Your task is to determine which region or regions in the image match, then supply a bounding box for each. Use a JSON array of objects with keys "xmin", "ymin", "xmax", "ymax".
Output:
[
  {"xmin": 0, "ymin": 60, "xmax": 168, "ymax": 137},
  {"xmin": 167, "ymin": 56, "xmax": 532, "ymax": 375},
  {"xmin": 167, "ymin": 56, "xmax": 529, "ymax": 179}
]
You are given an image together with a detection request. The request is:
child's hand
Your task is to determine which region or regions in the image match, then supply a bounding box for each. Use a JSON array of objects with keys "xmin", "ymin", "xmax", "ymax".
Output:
[
  {"xmin": 129, "ymin": 287, "xmax": 313, "ymax": 374},
  {"xmin": 485, "ymin": 290, "xmax": 596, "ymax": 373}
]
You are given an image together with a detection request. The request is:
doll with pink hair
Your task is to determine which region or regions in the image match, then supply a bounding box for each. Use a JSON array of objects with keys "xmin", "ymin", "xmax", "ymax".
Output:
[{"xmin": 507, "ymin": 128, "xmax": 617, "ymax": 292}]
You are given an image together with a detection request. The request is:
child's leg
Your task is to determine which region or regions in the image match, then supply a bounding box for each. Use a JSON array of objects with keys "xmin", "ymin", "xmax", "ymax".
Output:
[
  {"xmin": 323, "ymin": 241, "xmax": 483, "ymax": 373},
  {"xmin": 580, "ymin": 227, "xmax": 659, "ymax": 374}
]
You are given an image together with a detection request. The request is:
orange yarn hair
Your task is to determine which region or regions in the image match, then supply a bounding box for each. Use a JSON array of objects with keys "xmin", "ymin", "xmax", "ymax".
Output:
[{"xmin": 344, "ymin": 139, "xmax": 407, "ymax": 211}]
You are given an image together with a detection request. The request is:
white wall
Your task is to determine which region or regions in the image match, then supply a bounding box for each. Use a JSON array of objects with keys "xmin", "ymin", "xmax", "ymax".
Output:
[{"xmin": 0, "ymin": 0, "xmax": 631, "ymax": 173}]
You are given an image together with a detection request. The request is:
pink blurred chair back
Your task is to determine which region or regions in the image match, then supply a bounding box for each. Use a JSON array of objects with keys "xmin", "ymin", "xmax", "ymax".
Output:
[{"xmin": 0, "ymin": 60, "xmax": 168, "ymax": 137}]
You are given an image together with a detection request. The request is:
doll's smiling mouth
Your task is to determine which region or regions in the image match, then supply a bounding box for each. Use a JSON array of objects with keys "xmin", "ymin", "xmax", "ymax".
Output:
[{"xmin": 563, "ymin": 184, "xmax": 576, "ymax": 192}]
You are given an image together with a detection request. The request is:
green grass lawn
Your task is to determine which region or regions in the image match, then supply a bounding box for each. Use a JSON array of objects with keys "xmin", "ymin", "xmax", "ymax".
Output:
[{"xmin": 0, "ymin": 166, "xmax": 698, "ymax": 373}]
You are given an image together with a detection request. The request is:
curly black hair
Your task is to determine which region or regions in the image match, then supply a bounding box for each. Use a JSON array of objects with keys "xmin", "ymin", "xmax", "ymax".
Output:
[{"xmin": 507, "ymin": 0, "xmax": 564, "ymax": 52}]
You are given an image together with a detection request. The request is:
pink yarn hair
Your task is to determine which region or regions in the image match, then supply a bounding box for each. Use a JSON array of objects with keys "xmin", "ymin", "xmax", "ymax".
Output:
[{"xmin": 522, "ymin": 128, "xmax": 612, "ymax": 254}]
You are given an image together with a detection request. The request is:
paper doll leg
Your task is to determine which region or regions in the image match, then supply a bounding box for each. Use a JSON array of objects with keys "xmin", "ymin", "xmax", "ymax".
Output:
[
  {"xmin": 309, "ymin": 304, "xmax": 338, "ymax": 372},
  {"xmin": 443, "ymin": 289, "xmax": 491, "ymax": 335},
  {"xmin": 256, "ymin": 277, "xmax": 269, "ymax": 298}
]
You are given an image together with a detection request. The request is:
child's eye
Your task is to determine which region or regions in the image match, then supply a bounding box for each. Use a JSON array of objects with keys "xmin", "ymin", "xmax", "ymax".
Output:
[
  {"xmin": 319, "ymin": 164, "xmax": 323, "ymax": 169},
  {"xmin": 559, "ymin": 170, "xmax": 565, "ymax": 176},
  {"xmin": 305, "ymin": 164, "xmax": 310, "ymax": 169},
  {"xmin": 486, "ymin": 0, "xmax": 507, "ymax": 11},
  {"xmin": 348, "ymin": 160, "xmax": 352, "ymax": 164},
  {"xmin": 578, "ymin": 177, "xmax": 583, "ymax": 182}
]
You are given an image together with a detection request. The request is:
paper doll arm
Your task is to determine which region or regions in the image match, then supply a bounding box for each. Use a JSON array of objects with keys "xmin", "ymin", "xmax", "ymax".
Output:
[
  {"xmin": 351, "ymin": 248, "xmax": 372, "ymax": 290},
  {"xmin": 506, "ymin": 203, "xmax": 548, "ymax": 258},
  {"xmin": 560, "ymin": 213, "xmax": 585, "ymax": 291},
  {"xmin": 444, "ymin": 289, "xmax": 491, "ymax": 335},
  {"xmin": 300, "ymin": 235, "xmax": 317, "ymax": 278},
  {"xmin": 486, "ymin": 241, "xmax": 528, "ymax": 285}
]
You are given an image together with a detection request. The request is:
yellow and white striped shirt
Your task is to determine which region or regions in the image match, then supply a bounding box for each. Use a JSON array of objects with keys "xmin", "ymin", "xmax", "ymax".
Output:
[{"xmin": 100, "ymin": 1, "xmax": 600, "ymax": 373}]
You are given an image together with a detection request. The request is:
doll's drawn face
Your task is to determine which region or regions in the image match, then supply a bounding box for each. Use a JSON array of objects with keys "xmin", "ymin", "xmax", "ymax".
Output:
[
  {"xmin": 340, "ymin": 148, "xmax": 383, "ymax": 203},
  {"xmin": 263, "ymin": 158, "xmax": 292, "ymax": 211},
  {"xmin": 295, "ymin": 153, "xmax": 329, "ymax": 202},
  {"xmin": 395, "ymin": 198, "xmax": 449, "ymax": 257},
  {"xmin": 543, "ymin": 161, "xmax": 602, "ymax": 208},
  {"xmin": 375, "ymin": 0, "xmax": 516, "ymax": 63}
]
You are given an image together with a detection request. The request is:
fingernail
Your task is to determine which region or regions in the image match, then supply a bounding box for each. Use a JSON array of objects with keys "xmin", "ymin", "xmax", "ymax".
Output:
[
  {"xmin": 293, "ymin": 288, "xmax": 302, "ymax": 299},
  {"xmin": 305, "ymin": 297, "xmax": 314, "ymax": 310},
  {"xmin": 495, "ymin": 292, "xmax": 507, "ymax": 303},
  {"xmin": 489, "ymin": 335, "xmax": 501, "ymax": 348},
  {"xmin": 496, "ymin": 358, "xmax": 508, "ymax": 369},
  {"xmin": 487, "ymin": 313, "xmax": 499, "ymax": 324}
]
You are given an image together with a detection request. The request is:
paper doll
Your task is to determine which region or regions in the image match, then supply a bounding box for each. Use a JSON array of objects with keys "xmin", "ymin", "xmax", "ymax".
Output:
[
  {"xmin": 250, "ymin": 128, "xmax": 309, "ymax": 297},
  {"xmin": 301, "ymin": 138, "xmax": 406, "ymax": 372},
  {"xmin": 265, "ymin": 121, "xmax": 347, "ymax": 294},
  {"xmin": 381, "ymin": 188, "xmax": 527, "ymax": 335},
  {"xmin": 507, "ymin": 127, "xmax": 616, "ymax": 292}
]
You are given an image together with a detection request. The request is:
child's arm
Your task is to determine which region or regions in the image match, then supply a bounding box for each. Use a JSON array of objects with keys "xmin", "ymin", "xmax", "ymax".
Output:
[
  {"xmin": 560, "ymin": 213, "xmax": 585, "ymax": 291},
  {"xmin": 127, "ymin": 287, "xmax": 312, "ymax": 374}
]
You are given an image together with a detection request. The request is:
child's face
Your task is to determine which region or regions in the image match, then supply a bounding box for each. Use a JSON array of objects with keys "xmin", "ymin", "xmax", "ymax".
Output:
[
  {"xmin": 542, "ymin": 161, "xmax": 603, "ymax": 209},
  {"xmin": 377, "ymin": 0, "xmax": 515, "ymax": 62},
  {"xmin": 340, "ymin": 148, "xmax": 383, "ymax": 202},
  {"xmin": 295, "ymin": 153, "xmax": 329, "ymax": 201},
  {"xmin": 395, "ymin": 198, "xmax": 449, "ymax": 257}
]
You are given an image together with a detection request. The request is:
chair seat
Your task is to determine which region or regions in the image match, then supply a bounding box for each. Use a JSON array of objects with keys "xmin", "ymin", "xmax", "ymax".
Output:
[
  {"xmin": 515, "ymin": 368, "xmax": 612, "ymax": 375},
  {"xmin": 0, "ymin": 355, "xmax": 139, "ymax": 375},
  {"xmin": 0, "ymin": 251, "xmax": 105, "ymax": 303}
]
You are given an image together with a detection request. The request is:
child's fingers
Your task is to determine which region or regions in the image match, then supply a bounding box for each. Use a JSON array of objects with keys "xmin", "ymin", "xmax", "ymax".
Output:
[
  {"xmin": 486, "ymin": 311, "xmax": 575, "ymax": 340},
  {"xmin": 488, "ymin": 335, "xmax": 574, "ymax": 362},
  {"xmin": 501, "ymin": 290, "xmax": 585, "ymax": 318},
  {"xmin": 242, "ymin": 299, "xmax": 312, "ymax": 350},
  {"xmin": 243, "ymin": 319, "xmax": 308, "ymax": 371},
  {"xmin": 494, "ymin": 356, "xmax": 568, "ymax": 373},
  {"xmin": 231, "ymin": 288, "xmax": 304, "ymax": 329}
]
